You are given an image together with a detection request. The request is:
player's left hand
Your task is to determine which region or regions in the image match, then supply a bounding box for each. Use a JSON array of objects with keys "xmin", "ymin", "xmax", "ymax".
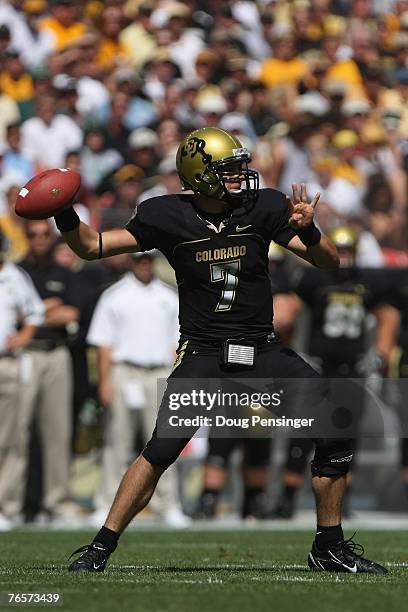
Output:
[{"xmin": 287, "ymin": 183, "xmax": 320, "ymax": 230}]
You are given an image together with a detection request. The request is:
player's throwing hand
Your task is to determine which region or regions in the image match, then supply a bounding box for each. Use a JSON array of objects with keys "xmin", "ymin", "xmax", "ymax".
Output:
[{"xmin": 287, "ymin": 183, "xmax": 320, "ymax": 230}]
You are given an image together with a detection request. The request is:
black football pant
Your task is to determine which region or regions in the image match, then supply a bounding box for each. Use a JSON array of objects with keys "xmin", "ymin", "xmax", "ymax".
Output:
[
  {"xmin": 283, "ymin": 370, "xmax": 365, "ymax": 475},
  {"xmin": 398, "ymin": 349, "xmax": 408, "ymax": 469},
  {"xmin": 206, "ymin": 435, "xmax": 271, "ymax": 470},
  {"xmin": 143, "ymin": 340, "xmax": 355, "ymax": 478}
]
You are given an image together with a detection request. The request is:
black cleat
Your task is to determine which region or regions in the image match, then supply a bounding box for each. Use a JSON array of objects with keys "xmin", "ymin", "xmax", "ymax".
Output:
[
  {"xmin": 68, "ymin": 542, "xmax": 110, "ymax": 573},
  {"xmin": 191, "ymin": 492, "xmax": 218, "ymax": 520},
  {"xmin": 308, "ymin": 534, "xmax": 388, "ymax": 574},
  {"xmin": 242, "ymin": 492, "xmax": 272, "ymax": 520}
]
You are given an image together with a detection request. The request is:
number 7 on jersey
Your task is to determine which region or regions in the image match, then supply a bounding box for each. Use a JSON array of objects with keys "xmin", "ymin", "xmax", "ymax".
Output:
[{"xmin": 210, "ymin": 260, "xmax": 241, "ymax": 312}]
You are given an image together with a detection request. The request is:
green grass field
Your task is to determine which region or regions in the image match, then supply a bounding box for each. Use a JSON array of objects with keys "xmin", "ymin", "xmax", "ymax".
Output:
[{"xmin": 1, "ymin": 529, "xmax": 407, "ymax": 612}]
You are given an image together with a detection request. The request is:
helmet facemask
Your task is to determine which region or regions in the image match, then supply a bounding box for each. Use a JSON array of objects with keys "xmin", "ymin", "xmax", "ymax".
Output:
[
  {"xmin": 337, "ymin": 247, "xmax": 356, "ymax": 270},
  {"xmin": 209, "ymin": 152, "xmax": 260, "ymax": 208}
]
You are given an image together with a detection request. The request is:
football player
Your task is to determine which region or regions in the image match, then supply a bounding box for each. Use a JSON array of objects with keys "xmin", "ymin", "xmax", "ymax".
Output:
[
  {"xmin": 380, "ymin": 267, "xmax": 408, "ymax": 503},
  {"xmin": 52, "ymin": 128, "xmax": 387, "ymax": 573},
  {"xmin": 194, "ymin": 243, "xmax": 294, "ymax": 521},
  {"xmin": 272, "ymin": 226, "xmax": 399, "ymax": 519},
  {"xmin": 193, "ymin": 434, "xmax": 272, "ymax": 520}
]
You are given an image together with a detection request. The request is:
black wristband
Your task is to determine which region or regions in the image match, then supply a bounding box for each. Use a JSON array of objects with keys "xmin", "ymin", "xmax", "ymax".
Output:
[
  {"xmin": 98, "ymin": 232, "xmax": 103, "ymax": 259},
  {"xmin": 54, "ymin": 207, "xmax": 80, "ymax": 233},
  {"xmin": 296, "ymin": 222, "xmax": 321, "ymax": 247}
]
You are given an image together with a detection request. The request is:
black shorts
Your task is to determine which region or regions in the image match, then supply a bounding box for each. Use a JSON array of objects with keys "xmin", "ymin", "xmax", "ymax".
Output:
[
  {"xmin": 142, "ymin": 339, "xmax": 355, "ymax": 476},
  {"xmin": 398, "ymin": 349, "xmax": 408, "ymax": 468}
]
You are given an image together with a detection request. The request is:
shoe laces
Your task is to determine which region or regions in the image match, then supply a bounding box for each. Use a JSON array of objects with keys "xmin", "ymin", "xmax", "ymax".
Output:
[
  {"xmin": 69, "ymin": 543, "xmax": 107, "ymax": 563},
  {"xmin": 340, "ymin": 533, "xmax": 365, "ymax": 559}
]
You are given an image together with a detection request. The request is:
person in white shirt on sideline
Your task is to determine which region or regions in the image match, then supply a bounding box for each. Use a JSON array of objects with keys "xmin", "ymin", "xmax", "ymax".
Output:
[
  {"xmin": 87, "ymin": 251, "xmax": 190, "ymax": 528},
  {"xmin": 0, "ymin": 230, "xmax": 44, "ymax": 530},
  {"xmin": 21, "ymin": 94, "xmax": 83, "ymax": 168}
]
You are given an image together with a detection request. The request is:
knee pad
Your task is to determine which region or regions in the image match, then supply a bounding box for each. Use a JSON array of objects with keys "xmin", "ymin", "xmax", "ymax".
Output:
[
  {"xmin": 142, "ymin": 426, "xmax": 188, "ymax": 470},
  {"xmin": 142, "ymin": 444, "xmax": 177, "ymax": 471},
  {"xmin": 311, "ymin": 438, "xmax": 354, "ymax": 477}
]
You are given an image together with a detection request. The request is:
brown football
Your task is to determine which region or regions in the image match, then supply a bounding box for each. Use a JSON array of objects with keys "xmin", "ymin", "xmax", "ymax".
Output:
[{"xmin": 15, "ymin": 168, "xmax": 81, "ymax": 220}]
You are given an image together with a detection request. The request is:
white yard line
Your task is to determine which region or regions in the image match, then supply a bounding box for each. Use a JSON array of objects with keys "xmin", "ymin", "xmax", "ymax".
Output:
[{"xmin": 15, "ymin": 510, "xmax": 408, "ymax": 531}]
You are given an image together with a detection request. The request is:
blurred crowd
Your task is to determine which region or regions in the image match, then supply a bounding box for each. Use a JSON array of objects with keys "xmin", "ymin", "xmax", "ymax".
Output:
[
  {"xmin": 0, "ymin": 0, "xmax": 408, "ymax": 255},
  {"xmin": 1, "ymin": 0, "xmax": 408, "ymax": 527}
]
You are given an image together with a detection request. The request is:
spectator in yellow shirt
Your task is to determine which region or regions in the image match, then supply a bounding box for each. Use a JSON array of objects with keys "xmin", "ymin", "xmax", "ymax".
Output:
[
  {"xmin": 323, "ymin": 33, "xmax": 364, "ymax": 96},
  {"xmin": 95, "ymin": 6, "xmax": 130, "ymax": 72},
  {"xmin": 39, "ymin": 0, "xmax": 87, "ymax": 52},
  {"xmin": 260, "ymin": 30, "xmax": 308, "ymax": 89},
  {"xmin": 332, "ymin": 129, "xmax": 365, "ymax": 187},
  {"xmin": 0, "ymin": 185, "xmax": 29, "ymax": 263},
  {"xmin": 0, "ymin": 51, "xmax": 34, "ymax": 121},
  {"xmin": 119, "ymin": 2, "xmax": 157, "ymax": 70}
]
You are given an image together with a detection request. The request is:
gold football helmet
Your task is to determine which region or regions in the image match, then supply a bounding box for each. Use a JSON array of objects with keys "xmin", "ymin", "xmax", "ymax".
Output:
[
  {"xmin": 327, "ymin": 225, "xmax": 358, "ymax": 268},
  {"xmin": 327, "ymin": 225, "xmax": 358, "ymax": 251},
  {"xmin": 176, "ymin": 127, "xmax": 259, "ymax": 205}
]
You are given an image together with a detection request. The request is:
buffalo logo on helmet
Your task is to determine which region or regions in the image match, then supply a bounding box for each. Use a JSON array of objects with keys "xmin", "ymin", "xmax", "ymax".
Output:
[
  {"xmin": 176, "ymin": 127, "xmax": 259, "ymax": 207},
  {"xmin": 180, "ymin": 137, "xmax": 213, "ymax": 165}
]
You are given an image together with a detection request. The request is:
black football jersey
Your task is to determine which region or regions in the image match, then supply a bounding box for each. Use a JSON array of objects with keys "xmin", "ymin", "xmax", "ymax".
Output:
[
  {"xmin": 293, "ymin": 267, "xmax": 390, "ymax": 364},
  {"xmin": 270, "ymin": 264, "xmax": 293, "ymax": 296},
  {"xmin": 382, "ymin": 268, "xmax": 408, "ymax": 347},
  {"xmin": 125, "ymin": 189, "xmax": 296, "ymax": 343}
]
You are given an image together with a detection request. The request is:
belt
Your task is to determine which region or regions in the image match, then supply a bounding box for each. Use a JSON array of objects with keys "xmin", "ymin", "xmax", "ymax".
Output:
[
  {"xmin": 182, "ymin": 332, "xmax": 278, "ymax": 350},
  {"xmin": 26, "ymin": 339, "xmax": 65, "ymax": 351},
  {"xmin": 120, "ymin": 361, "xmax": 168, "ymax": 370},
  {"xmin": 0, "ymin": 352, "xmax": 15, "ymax": 359}
]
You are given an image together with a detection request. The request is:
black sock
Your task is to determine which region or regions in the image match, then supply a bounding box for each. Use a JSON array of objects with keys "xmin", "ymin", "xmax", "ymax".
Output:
[
  {"xmin": 315, "ymin": 524, "xmax": 344, "ymax": 550},
  {"xmin": 275, "ymin": 485, "xmax": 297, "ymax": 512},
  {"xmin": 196, "ymin": 488, "xmax": 220, "ymax": 518},
  {"xmin": 282, "ymin": 484, "xmax": 298, "ymax": 502},
  {"xmin": 244, "ymin": 486, "xmax": 264, "ymax": 502},
  {"xmin": 242, "ymin": 486, "xmax": 264, "ymax": 517},
  {"xmin": 201, "ymin": 488, "xmax": 220, "ymax": 501},
  {"xmin": 93, "ymin": 526, "xmax": 119, "ymax": 553}
]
